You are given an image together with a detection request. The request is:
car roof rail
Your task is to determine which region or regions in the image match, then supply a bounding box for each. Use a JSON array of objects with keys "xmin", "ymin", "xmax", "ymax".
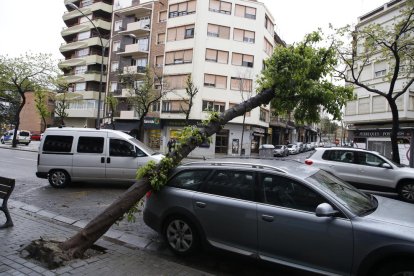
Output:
[{"xmin": 181, "ymin": 161, "xmax": 287, "ymax": 174}]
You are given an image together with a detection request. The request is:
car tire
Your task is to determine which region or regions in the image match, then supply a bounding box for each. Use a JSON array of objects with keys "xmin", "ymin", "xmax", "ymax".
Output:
[
  {"xmin": 397, "ymin": 182, "xmax": 414, "ymax": 203},
  {"xmin": 374, "ymin": 260, "xmax": 414, "ymax": 276},
  {"xmin": 163, "ymin": 216, "xmax": 199, "ymax": 256},
  {"xmin": 48, "ymin": 170, "xmax": 70, "ymax": 188}
]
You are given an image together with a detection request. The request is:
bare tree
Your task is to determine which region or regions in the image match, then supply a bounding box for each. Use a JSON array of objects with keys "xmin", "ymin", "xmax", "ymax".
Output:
[
  {"xmin": 34, "ymin": 90, "xmax": 51, "ymax": 132},
  {"xmin": 178, "ymin": 75, "xmax": 199, "ymax": 125},
  {"xmin": 105, "ymin": 94, "xmax": 118, "ymax": 130},
  {"xmin": 332, "ymin": 1, "xmax": 414, "ymax": 163}
]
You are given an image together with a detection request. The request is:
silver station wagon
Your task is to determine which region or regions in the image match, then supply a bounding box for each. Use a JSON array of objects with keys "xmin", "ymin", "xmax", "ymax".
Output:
[{"xmin": 144, "ymin": 159, "xmax": 414, "ymax": 276}]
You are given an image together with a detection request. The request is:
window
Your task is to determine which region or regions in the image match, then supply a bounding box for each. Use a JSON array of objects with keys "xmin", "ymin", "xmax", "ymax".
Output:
[
  {"xmin": 233, "ymin": 28, "xmax": 255, "ymax": 43},
  {"xmin": 168, "ymin": 170, "xmax": 210, "ymax": 191},
  {"xmin": 264, "ymin": 38, "xmax": 273, "ymax": 56},
  {"xmin": 79, "ymin": 15, "xmax": 92, "ymax": 24},
  {"xmin": 110, "ymin": 82, "xmax": 118, "ymax": 92},
  {"xmin": 151, "ymin": 101, "xmax": 160, "ymax": 112},
  {"xmin": 43, "ymin": 135, "xmax": 73, "ymax": 152},
  {"xmin": 260, "ymin": 174, "xmax": 325, "ymax": 212},
  {"xmin": 205, "ymin": 49, "xmax": 228, "ymax": 63},
  {"xmin": 209, "ymin": 0, "xmax": 232, "ymax": 14},
  {"xmin": 202, "ymin": 170, "xmax": 254, "ymax": 200},
  {"xmin": 358, "ymin": 97, "xmax": 370, "ymax": 114},
  {"xmin": 230, "ymin": 77, "xmax": 252, "ymax": 92},
  {"xmin": 113, "ymin": 41, "xmax": 121, "ymax": 52},
  {"xmin": 77, "ymin": 31, "xmax": 90, "ymax": 41},
  {"xmin": 155, "ymin": 55, "xmax": 164, "ymax": 67},
  {"xmin": 136, "ymin": 37, "xmax": 149, "ymax": 51},
  {"xmin": 204, "ymin": 74, "xmax": 227, "ymax": 89},
  {"xmin": 169, "ymin": 0, "xmax": 196, "ymax": 18},
  {"xmin": 322, "ymin": 150, "xmax": 355, "ymax": 163},
  {"xmin": 374, "ymin": 62, "xmax": 387, "ymax": 78},
  {"xmin": 110, "ymin": 139, "xmax": 137, "ymax": 157},
  {"xmin": 232, "ymin": 53, "xmax": 254, "ymax": 68},
  {"xmin": 75, "ymin": 65, "xmax": 87, "ymax": 75},
  {"xmin": 207, "ymin": 24, "xmax": 230, "ymax": 39},
  {"xmin": 157, "ymin": 33, "xmax": 165, "ymax": 44},
  {"xmin": 259, "ymin": 108, "xmax": 268, "ymax": 122},
  {"xmin": 77, "ymin": 137, "xmax": 104, "ymax": 153},
  {"xmin": 265, "ymin": 15, "xmax": 274, "ymax": 34},
  {"xmin": 235, "ymin": 4, "xmax": 256, "ymax": 19},
  {"xmin": 202, "ymin": 100, "xmax": 225, "ymax": 112},
  {"xmin": 75, "ymin": 82, "xmax": 86, "ymax": 91},
  {"xmin": 162, "ymin": 101, "xmax": 171, "ymax": 112},
  {"xmin": 159, "ymin": 11, "xmax": 167, "ymax": 22},
  {"xmin": 111, "ymin": 61, "xmax": 119, "ymax": 72},
  {"xmin": 165, "ymin": 74, "xmax": 189, "ymax": 89},
  {"xmin": 81, "ymin": 0, "xmax": 93, "ymax": 7},
  {"xmin": 114, "ymin": 20, "xmax": 123, "ymax": 31},
  {"xmin": 165, "ymin": 49, "xmax": 193, "ymax": 65},
  {"xmin": 167, "ymin": 24, "xmax": 195, "ymax": 41},
  {"xmin": 355, "ymin": 152, "xmax": 386, "ymax": 167},
  {"xmin": 76, "ymin": 48, "xmax": 89, "ymax": 57}
]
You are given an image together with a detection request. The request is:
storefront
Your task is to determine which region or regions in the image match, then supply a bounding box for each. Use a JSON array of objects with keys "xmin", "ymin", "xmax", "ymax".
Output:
[{"xmin": 143, "ymin": 117, "xmax": 161, "ymax": 150}]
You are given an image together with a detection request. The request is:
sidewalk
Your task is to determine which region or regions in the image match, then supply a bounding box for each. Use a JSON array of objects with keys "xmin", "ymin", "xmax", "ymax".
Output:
[{"xmin": 0, "ymin": 203, "xmax": 212, "ymax": 276}]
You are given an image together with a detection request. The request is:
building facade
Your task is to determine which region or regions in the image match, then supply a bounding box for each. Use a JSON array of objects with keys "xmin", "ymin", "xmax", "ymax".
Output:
[
  {"xmin": 103, "ymin": 0, "xmax": 281, "ymax": 157},
  {"xmin": 344, "ymin": 0, "xmax": 414, "ymax": 164}
]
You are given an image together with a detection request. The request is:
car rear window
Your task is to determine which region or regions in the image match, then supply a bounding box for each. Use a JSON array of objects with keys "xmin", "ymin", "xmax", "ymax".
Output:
[
  {"xmin": 20, "ymin": 131, "xmax": 30, "ymax": 136},
  {"xmin": 43, "ymin": 135, "xmax": 74, "ymax": 152}
]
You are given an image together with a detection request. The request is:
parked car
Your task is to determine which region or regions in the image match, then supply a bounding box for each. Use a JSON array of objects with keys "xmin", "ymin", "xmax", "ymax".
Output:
[
  {"xmin": 0, "ymin": 129, "xmax": 31, "ymax": 145},
  {"xmin": 305, "ymin": 147, "xmax": 414, "ymax": 202},
  {"xmin": 144, "ymin": 158, "xmax": 414, "ymax": 276},
  {"xmin": 295, "ymin": 142, "xmax": 304, "ymax": 153},
  {"xmin": 287, "ymin": 144, "xmax": 299, "ymax": 154},
  {"xmin": 273, "ymin": 145, "xmax": 289, "ymax": 157},
  {"xmin": 30, "ymin": 132, "xmax": 43, "ymax": 141},
  {"xmin": 36, "ymin": 127, "xmax": 164, "ymax": 188}
]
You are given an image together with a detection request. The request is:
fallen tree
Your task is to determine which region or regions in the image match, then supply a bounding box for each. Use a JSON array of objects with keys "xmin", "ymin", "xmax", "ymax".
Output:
[{"xmin": 22, "ymin": 32, "xmax": 353, "ymax": 265}]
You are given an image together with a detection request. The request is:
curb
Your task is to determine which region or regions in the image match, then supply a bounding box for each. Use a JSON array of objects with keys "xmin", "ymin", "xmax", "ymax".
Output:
[{"xmin": 8, "ymin": 199, "xmax": 158, "ymax": 251}]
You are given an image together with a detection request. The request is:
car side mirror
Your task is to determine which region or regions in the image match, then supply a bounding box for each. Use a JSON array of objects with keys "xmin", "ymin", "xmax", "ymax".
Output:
[
  {"xmin": 315, "ymin": 203, "xmax": 339, "ymax": 217},
  {"xmin": 381, "ymin": 163, "xmax": 392, "ymax": 169}
]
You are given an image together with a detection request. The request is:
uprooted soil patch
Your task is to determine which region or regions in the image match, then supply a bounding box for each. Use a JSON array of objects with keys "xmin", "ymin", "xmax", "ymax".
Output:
[{"xmin": 20, "ymin": 238, "xmax": 106, "ymax": 270}]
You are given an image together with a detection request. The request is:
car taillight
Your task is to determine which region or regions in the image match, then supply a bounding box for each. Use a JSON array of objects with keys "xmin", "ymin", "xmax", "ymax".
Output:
[
  {"xmin": 305, "ymin": 159, "xmax": 313, "ymax": 165},
  {"xmin": 146, "ymin": 191, "xmax": 152, "ymax": 198}
]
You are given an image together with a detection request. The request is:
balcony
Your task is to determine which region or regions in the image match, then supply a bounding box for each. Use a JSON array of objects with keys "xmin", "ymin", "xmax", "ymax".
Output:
[
  {"xmin": 118, "ymin": 20, "xmax": 151, "ymax": 37},
  {"xmin": 63, "ymin": 2, "xmax": 112, "ymax": 22},
  {"xmin": 60, "ymin": 37, "xmax": 108, "ymax": 53},
  {"xmin": 61, "ymin": 19, "xmax": 111, "ymax": 37},
  {"xmin": 120, "ymin": 110, "xmax": 138, "ymax": 119},
  {"xmin": 123, "ymin": 65, "xmax": 146, "ymax": 74},
  {"xmin": 66, "ymin": 107, "xmax": 98, "ymax": 118},
  {"xmin": 117, "ymin": 43, "xmax": 149, "ymax": 57},
  {"xmin": 59, "ymin": 55, "xmax": 108, "ymax": 69},
  {"xmin": 62, "ymin": 70, "xmax": 107, "ymax": 83}
]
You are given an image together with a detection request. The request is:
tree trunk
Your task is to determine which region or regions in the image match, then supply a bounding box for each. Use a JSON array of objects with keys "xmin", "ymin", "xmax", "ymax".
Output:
[
  {"xmin": 388, "ymin": 98, "xmax": 401, "ymax": 164},
  {"xmin": 58, "ymin": 87, "xmax": 275, "ymax": 258},
  {"xmin": 240, "ymin": 113, "xmax": 246, "ymax": 156},
  {"xmin": 12, "ymin": 93, "xmax": 26, "ymax": 148},
  {"xmin": 42, "ymin": 116, "xmax": 47, "ymax": 132}
]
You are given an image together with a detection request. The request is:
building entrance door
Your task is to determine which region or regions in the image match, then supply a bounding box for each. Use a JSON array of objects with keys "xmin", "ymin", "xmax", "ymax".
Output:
[{"xmin": 215, "ymin": 129, "xmax": 229, "ymax": 154}]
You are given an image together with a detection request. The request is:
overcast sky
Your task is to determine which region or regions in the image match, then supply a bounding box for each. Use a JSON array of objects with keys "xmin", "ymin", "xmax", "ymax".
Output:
[{"xmin": 0, "ymin": 0, "xmax": 387, "ymax": 61}]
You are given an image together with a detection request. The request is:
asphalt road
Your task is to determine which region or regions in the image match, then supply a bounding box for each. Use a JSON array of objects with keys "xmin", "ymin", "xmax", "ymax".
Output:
[{"xmin": 0, "ymin": 143, "xmax": 317, "ymax": 275}]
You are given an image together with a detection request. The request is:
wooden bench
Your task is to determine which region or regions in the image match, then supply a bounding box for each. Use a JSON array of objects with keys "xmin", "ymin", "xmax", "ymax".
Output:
[{"xmin": 0, "ymin": 176, "xmax": 15, "ymax": 229}]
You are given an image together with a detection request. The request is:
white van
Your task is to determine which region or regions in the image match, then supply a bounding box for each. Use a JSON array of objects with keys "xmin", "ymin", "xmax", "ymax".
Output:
[{"xmin": 36, "ymin": 127, "xmax": 164, "ymax": 188}]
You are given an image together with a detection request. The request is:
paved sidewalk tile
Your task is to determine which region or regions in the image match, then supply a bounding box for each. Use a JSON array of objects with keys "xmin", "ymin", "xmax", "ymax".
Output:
[{"xmin": 0, "ymin": 208, "xmax": 211, "ymax": 276}]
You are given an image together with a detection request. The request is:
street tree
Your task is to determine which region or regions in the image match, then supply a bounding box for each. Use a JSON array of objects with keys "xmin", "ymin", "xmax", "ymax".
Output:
[
  {"xmin": 332, "ymin": 0, "xmax": 414, "ymax": 163},
  {"xmin": 0, "ymin": 91, "xmax": 19, "ymax": 130},
  {"xmin": 0, "ymin": 53, "xmax": 58, "ymax": 147},
  {"xmin": 24, "ymin": 32, "xmax": 353, "ymax": 266},
  {"xmin": 179, "ymin": 75, "xmax": 199, "ymax": 125},
  {"xmin": 105, "ymin": 94, "xmax": 119, "ymax": 130},
  {"xmin": 34, "ymin": 90, "xmax": 51, "ymax": 132},
  {"xmin": 119, "ymin": 67, "xmax": 166, "ymax": 141}
]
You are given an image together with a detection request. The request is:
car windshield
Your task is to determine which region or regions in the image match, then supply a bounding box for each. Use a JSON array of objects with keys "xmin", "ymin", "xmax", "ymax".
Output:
[
  {"xmin": 275, "ymin": 146, "xmax": 283, "ymax": 149},
  {"xmin": 306, "ymin": 170, "xmax": 377, "ymax": 216},
  {"xmin": 287, "ymin": 144, "xmax": 295, "ymax": 148},
  {"xmin": 129, "ymin": 137, "xmax": 156, "ymax": 155}
]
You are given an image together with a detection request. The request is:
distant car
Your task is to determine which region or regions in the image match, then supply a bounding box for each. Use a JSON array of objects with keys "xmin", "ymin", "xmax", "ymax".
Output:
[
  {"xmin": 1, "ymin": 130, "xmax": 31, "ymax": 145},
  {"xmin": 305, "ymin": 147, "xmax": 414, "ymax": 202},
  {"xmin": 31, "ymin": 132, "xmax": 42, "ymax": 141},
  {"xmin": 273, "ymin": 145, "xmax": 289, "ymax": 157},
  {"xmin": 287, "ymin": 144, "xmax": 299, "ymax": 154},
  {"xmin": 144, "ymin": 158, "xmax": 414, "ymax": 276},
  {"xmin": 295, "ymin": 142, "xmax": 304, "ymax": 153}
]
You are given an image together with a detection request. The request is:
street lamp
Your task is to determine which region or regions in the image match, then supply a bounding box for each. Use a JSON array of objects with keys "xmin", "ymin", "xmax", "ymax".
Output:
[{"xmin": 68, "ymin": 3, "xmax": 105, "ymax": 129}]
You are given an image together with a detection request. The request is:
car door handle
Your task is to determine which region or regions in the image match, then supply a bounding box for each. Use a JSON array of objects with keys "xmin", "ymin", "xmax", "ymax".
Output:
[
  {"xmin": 261, "ymin": 215, "xmax": 274, "ymax": 222},
  {"xmin": 101, "ymin": 157, "xmax": 105, "ymax": 163},
  {"xmin": 107, "ymin": 157, "xmax": 111, "ymax": 164},
  {"xmin": 195, "ymin": 202, "xmax": 206, "ymax": 208}
]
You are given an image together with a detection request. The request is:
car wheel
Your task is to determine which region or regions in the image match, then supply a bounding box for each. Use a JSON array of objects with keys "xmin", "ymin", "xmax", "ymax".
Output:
[
  {"xmin": 374, "ymin": 260, "xmax": 414, "ymax": 276},
  {"xmin": 397, "ymin": 182, "xmax": 414, "ymax": 203},
  {"xmin": 163, "ymin": 216, "xmax": 199, "ymax": 256},
  {"xmin": 48, "ymin": 170, "xmax": 70, "ymax": 188}
]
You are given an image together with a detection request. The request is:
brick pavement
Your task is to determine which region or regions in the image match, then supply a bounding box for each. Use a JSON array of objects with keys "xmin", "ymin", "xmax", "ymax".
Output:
[{"xmin": 0, "ymin": 207, "xmax": 212, "ymax": 276}]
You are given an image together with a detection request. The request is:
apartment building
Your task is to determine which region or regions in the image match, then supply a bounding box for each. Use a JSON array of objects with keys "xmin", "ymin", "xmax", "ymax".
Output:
[
  {"xmin": 106, "ymin": 0, "xmax": 281, "ymax": 157},
  {"xmin": 344, "ymin": 0, "xmax": 414, "ymax": 163},
  {"xmin": 60, "ymin": 0, "xmax": 114, "ymax": 127}
]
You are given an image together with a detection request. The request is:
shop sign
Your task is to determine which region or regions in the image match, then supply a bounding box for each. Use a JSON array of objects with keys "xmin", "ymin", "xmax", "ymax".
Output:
[
  {"xmin": 354, "ymin": 129, "xmax": 412, "ymax": 138},
  {"xmin": 144, "ymin": 117, "xmax": 161, "ymax": 129}
]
